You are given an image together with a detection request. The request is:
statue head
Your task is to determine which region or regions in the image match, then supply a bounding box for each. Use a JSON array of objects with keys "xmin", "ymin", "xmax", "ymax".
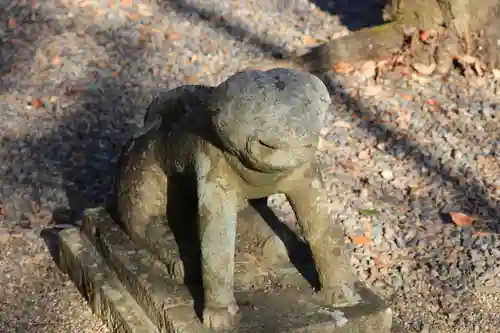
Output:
[{"xmin": 210, "ymin": 68, "xmax": 331, "ymax": 172}]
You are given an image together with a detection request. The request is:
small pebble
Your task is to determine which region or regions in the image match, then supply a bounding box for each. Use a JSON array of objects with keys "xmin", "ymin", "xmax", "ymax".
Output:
[{"xmin": 380, "ymin": 170, "xmax": 394, "ymax": 181}]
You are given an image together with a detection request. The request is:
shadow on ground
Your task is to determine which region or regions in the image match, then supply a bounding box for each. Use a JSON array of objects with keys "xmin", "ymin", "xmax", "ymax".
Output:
[
  {"xmin": 159, "ymin": 0, "xmax": 291, "ymax": 58},
  {"xmin": 0, "ymin": 3, "xmax": 37, "ymax": 91},
  {"xmin": 310, "ymin": 0, "xmax": 388, "ymax": 30}
]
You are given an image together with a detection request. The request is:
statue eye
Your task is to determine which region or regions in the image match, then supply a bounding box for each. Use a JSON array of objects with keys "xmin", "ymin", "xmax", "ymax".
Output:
[{"xmin": 258, "ymin": 140, "xmax": 278, "ymax": 149}]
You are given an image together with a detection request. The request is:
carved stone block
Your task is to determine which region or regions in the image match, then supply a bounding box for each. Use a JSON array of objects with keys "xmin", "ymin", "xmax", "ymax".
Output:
[{"xmin": 58, "ymin": 207, "xmax": 396, "ymax": 333}]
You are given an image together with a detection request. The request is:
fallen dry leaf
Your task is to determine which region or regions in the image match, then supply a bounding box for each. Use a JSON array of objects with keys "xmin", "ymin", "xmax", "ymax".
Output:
[
  {"xmin": 165, "ymin": 31, "xmax": 181, "ymax": 41},
  {"xmin": 6, "ymin": 38, "xmax": 22, "ymax": 45},
  {"xmin": 51, "ymin": 55, "xmax": 61, "ymax": 66},
  {"xmin": 427, "ymin": 98, "xmax": 437, "ymax": 106},
  {"xmin": 372, "ymin": 256, "xmax": 387, "ymax": 268},
  {"xmin": 185, "ymin": 55, "xmax": 199, "ymax": 65},
  {"xmin": 476, "ymin": 156, "xmax": 500, "ymax": 175},
  {"xmin": 419, "ymin": 30, "xmax": 430, "ymax": 42},
  {"xmin": 473, "ymin": 230, "xmax": 491, "ymax": 237},
  {"xmin": 7, "ymin": 18, "xmax": 16, "ymax": 28},
  {"xmin": 450, "ymin": 212, "xmax": 473, "ymax": 227},
  {"xmin": 349, "ymin": 234, "xmax": 371, "ymax": 245},
  {"xmin": 302, "ymin": 35, "xmax": 317, "ymax": 46},
  {"xmin": 95, "ymin": 60, "xmax": 110, "ymax": 68},
  {"xmin": 29, "ymin": 98, "xmax": 45, "ymax": 108},
  {"xmin": 126, "ymin": 12, "xmax": 143, "ymax": 21},
  {"xmin": 184, "ymin": 75, "xmax": 199, "ymax": 84},
  {"xmin": 332, "ymin": 61, "xmax": 354, "ymax": 73},
  {"xmin": 323, "ymin": 166, "xmax": 335, "ymax": 174}
]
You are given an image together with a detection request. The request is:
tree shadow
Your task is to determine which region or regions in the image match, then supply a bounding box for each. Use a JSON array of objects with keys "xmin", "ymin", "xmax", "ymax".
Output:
[
  {"xmin": 159, "ymin": 0, "xmax": 293, "ymax": 58},
  {"xmin": 1, "ymin": 4, "xmax": 130, "ymax": 227},
  {"xmin": 0, "ymin": 2, "xmax": 39, "ymax": 93},
  {"xmin": 310, "ymin": 0, "xmax": 388, "ymax": 30},
  {"xmin": 8, "ymin": 28, "xmax": 175, "ymax": 219}
]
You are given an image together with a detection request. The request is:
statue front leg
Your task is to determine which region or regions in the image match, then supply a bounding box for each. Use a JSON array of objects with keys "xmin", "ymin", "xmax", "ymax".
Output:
[
  {"xmin": 196, "ymin": 154, "xmax": 242, "ymax": 330},
  {"xmin": 281, "ymin": 162, "xmax": 362, "ymax": 307}
]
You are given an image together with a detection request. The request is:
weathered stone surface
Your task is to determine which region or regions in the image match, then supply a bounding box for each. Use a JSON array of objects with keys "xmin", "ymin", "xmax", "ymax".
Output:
[
  {"xmin": 58, "ymin": 207, "xmax": 396, "ymax": 333},
  {"xmin": 82, "ymin": 207, "xmax": 308, "ymax": 299},
  {"xmin": 58, "ymin": 227, "xmax": 160, "ymax": 333}
]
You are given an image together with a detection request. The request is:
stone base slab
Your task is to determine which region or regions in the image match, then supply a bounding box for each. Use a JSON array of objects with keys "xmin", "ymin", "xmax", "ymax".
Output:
[{"xmin": 58, "ymin": 207, "xmax": 395, "ymax": 333}]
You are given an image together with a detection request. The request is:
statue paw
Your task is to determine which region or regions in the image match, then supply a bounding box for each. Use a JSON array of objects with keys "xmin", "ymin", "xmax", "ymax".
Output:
[
  {"xmin": 322, "ymin": 283, "xmax": 362, "ymax": 308},
  {"xmin": 202, "ymin": 302, "xmax": 240, "ymax": 330}
]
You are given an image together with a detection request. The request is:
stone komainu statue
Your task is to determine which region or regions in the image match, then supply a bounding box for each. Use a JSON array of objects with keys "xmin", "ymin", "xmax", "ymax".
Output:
[{"xmin": 108, "ymin": 68, "xmax": 362, "ymax": 330}]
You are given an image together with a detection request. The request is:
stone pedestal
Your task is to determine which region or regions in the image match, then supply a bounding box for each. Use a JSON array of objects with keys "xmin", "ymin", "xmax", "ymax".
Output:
[{"xmin": 58, "ymin": 207, "xmax": 395, "ymax": 333}]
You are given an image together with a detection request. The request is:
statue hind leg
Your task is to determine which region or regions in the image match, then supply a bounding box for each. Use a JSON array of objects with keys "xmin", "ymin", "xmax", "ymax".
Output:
[{"xmin": 111, "ymin": 124, "xmax": 189, "ymax": 281}]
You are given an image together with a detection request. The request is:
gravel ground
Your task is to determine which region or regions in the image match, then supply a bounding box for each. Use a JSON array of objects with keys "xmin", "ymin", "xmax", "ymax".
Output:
[{"xmin": 1, "ymin": 1, "xmax": 500, "ymax": 333}]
